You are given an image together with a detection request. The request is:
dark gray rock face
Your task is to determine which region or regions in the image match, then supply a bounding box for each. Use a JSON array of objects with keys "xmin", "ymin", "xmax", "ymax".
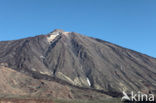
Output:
[{"xmin": 0, "ymin": 29, "xmax": 156, "ymax": 95}]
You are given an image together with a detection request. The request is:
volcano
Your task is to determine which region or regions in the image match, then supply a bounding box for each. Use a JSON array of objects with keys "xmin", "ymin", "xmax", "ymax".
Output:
[{"xmin": 0, "ymin": 29, "xmax": 155, "ymax": 102}]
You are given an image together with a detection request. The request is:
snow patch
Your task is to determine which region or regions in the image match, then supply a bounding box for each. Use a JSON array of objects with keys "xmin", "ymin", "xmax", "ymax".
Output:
[
  {"xmin": 87, "ymin": 77, "xmax": 91, "ymax": 86},
  {"xmin": 47, "ymin": 33, "xmax": 59, "ymax": 43},
  {"xmin": 63, "ymin": 32, "xmax": 69, "ymax": 36}
]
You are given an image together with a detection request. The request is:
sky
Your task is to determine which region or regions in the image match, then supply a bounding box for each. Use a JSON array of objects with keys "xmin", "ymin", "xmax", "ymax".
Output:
[{"xmin": 0, "ymin": 0, "xmax": 156, "ymax": 57}]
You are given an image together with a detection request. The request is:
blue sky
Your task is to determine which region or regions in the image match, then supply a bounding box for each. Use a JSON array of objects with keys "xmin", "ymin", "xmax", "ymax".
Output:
[{"xmin": 0, "ymin": 0, "xmax": 156, "ymax": 57}]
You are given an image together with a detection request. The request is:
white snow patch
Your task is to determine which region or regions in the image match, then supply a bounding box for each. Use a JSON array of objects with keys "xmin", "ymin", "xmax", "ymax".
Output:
[
  {"xmin": 47, "ymin": 33, "xmax": 59, "ymax": 43},
  {"xmin": 87, "ymin": 77, "xmax": 91, "ymax": 86},
  {"xmin": 63, "ymin": 32, "xmax": 69, "ymax": 36}
]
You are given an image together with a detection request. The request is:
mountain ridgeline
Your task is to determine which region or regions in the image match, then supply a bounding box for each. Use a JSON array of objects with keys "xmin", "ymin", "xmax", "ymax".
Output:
[{"xmin": 0, "ymin": 29, "xmax": 156, "ymax": 99}]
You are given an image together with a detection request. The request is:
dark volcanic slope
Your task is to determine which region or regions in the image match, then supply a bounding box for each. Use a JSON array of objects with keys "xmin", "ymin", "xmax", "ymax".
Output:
[{"xmin": 0, "ymin": 29, "xmax": 156, "ymax": 95}]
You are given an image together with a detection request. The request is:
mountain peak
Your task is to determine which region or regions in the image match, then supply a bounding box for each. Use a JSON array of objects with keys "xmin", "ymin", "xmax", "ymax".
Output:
[
  {"xmin": 47, "ymin": 29, "xmax": 70, "ymax": 43},
  {"xmin": 50, "ymin": 29, "xmax": 64, "ymax": 33},
  {"xmin": 49, "ymin": 29, "xmax": 70, "ymax": 36},
  {"xmin": 0, "ymin": 29, "xmax": 156, "ymax": 100}
]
